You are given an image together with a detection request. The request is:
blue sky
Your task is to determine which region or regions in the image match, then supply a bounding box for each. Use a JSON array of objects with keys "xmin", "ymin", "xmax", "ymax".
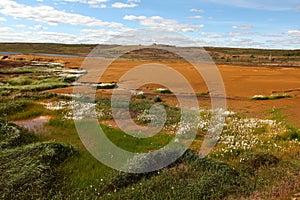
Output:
[{"xmin": 0, "ymin": 0, "xmax": 299, "ymax": 49}]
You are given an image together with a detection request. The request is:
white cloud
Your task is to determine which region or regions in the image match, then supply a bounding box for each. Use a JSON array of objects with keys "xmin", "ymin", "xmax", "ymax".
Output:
[
  {"xmin": 102, "ymin": 28, "xmax": 207, "ymax": 46},
  {"xmin": 0, "ymin": 26, "xmax": 205, "ymax": 46},
  {"xmin": 285, "ymin": 30, "xmax": 300, "ymax": 37},
  {"xmin": 187, "ymin": 16, "xmax": 203, "ymax": 19},
  {"xmin": 229, "ymin": 31, "xmax": 253, "ymax": 36},
  {"xmin": 190, "ymin": 8, "xmax": 205, "ymax": 13},
  {"xmin": 260, "ymin": 33, "xmax": 281, "ymax": 37},
  {"xmin": 228, "ymin": 38, "xmax": 263, "ymax": 47},
  {"xmin": 205, "ymin": 0, "xmax": 298, "ymax": 11},
  {"xmin": 201, "ymin": 32, "xmax": 224, "ymax": 38},
  {"xmin": 181, "ymin": 28, "xmax": 196, "ymax": 33},
  {"xmin": 63, "ymin": 0, "xmax": 108, "ymax": 8},
  {"xmin": 128, "ymin": 0, "xmax": 141, "ymax": 2},
  {"xmin": 0, "ymin": 0, "xmax": 122, "ymax": 27},
  {"xmin": 232, "ymin": 25, "xmax": 253, "ymax": 30},
  {"xmin": 65, "ymin": 0, "xmax": 108, "ymax": 2},
  {"xmin": 29, "ymin": 25, "xmax": 48, "ymax": 30},
  {"xmin": 90, "ymin": 4, "xmax": 107, "ymax": 8},
  {"xmin": 123, "ymin": 15, "xmax": 146, "ymax": 20},
  {"xmin": 122, "ymin": 15, "xmax": 204, "ymax": 32},
  {"xmin": 0, "ymin": 27, "xmax": 12, "ymax": 32},
  {"xmin": 0, "ymin": 17, "xmax": 6, "ymax": 22},
  {"xmin": 112, "ymin": 2, "xmax": 138, "ymax": 8},
  {"xmin": 15, "ymin": 24, "xmax": 26, "ymax": 28},
  {"xmin": 267, "ymin": 38, "xmax": 300, "ymax": 45}
]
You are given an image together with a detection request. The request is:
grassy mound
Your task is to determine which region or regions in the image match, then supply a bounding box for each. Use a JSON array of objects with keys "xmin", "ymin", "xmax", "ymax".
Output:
[
  {"xmin": 102, "ymin": 150, "xmax": 249, "ymax": 200},
  {"xmin": 0, "ymin": 119, "xmax": 75, "ymax": 200},
  {"xmin": 0, "ymin": 119, "xmax": 37, "ymax": 149}
]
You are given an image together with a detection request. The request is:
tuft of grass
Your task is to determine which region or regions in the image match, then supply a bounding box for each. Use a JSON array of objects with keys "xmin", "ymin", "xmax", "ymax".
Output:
[
  {"xmin": 155, "ymin": 88, "xmax": 173, "ymax": 94},
  {"xmin": 129, "ymin": 99, "xmax": 153, "ymax": 113},
  {"xmin": 47, "ymin": 117, "xmax": 75, "ymax": 129},
  {"xmin": 197, "ymin": 92, "xmax": 210, "ymax": 96},
  {"xmin": 250, "ymin": 94, "xmax": 292, "ymax": 100},
  {"xmin": 92, "ymin": 83, "xmax": 117, "ymax": 90}
]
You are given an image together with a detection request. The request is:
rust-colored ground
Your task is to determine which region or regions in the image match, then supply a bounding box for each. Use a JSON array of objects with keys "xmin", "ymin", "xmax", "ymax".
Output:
[{"xmin": 4, "ymin": 54, "xmax": 300, "ymax": 127}]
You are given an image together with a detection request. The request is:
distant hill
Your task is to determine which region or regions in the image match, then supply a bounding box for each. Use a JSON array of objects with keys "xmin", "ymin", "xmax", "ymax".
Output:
[{"xmin": 0, "ymin": 43, "xmax": 300, "ymax": 67}]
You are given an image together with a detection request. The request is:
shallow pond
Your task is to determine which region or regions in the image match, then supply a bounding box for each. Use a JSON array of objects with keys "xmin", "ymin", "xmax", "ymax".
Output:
[{"xmin": 14, "ymin": 115, "xmax": 52, "ymax": 134}]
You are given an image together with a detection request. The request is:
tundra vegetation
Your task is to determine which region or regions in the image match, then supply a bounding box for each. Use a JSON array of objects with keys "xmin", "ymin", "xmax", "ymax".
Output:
[{"xmin": 0, "ymin": 45, "xmax": 300, "ymax": 199}]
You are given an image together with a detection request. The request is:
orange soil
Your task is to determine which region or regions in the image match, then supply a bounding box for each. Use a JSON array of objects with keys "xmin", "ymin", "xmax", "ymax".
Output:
[{"xmin": 10, "ymin": 54, "xmax": 299, "ymax": 127}]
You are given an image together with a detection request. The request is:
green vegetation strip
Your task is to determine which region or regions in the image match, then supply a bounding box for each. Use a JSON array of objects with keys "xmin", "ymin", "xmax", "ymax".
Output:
[{"xmin": 250, "ymin": 94, "xmax": 292, "ymax": 100}]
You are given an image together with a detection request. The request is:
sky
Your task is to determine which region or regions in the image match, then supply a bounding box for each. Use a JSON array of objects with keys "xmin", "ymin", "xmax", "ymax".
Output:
[{"xmin": 0, "ymin": 0, "xmax": 299, "ymax": 49}]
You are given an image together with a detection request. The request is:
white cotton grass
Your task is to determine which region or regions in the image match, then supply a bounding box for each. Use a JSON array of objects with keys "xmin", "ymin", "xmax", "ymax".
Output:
[
  {"xmin": 42, "ymin": 100, "xmax": 108, "ymax": 120},
  {"xmin": 42, "ymin": 99, "xmax": 300, "ymax": 157}
]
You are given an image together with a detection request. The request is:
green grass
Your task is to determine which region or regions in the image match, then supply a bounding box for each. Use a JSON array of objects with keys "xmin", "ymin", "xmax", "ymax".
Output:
[
  {"xmin": 104, "ymin": 125, "xmax": 174, "ymax": 152},
  {"xmin": 46, "ymin": 116, "xmax": 174, "ymax": 153},
  {"xmin": 0, "ymin": 66, "xmax": 51, "ymax": 74}
]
